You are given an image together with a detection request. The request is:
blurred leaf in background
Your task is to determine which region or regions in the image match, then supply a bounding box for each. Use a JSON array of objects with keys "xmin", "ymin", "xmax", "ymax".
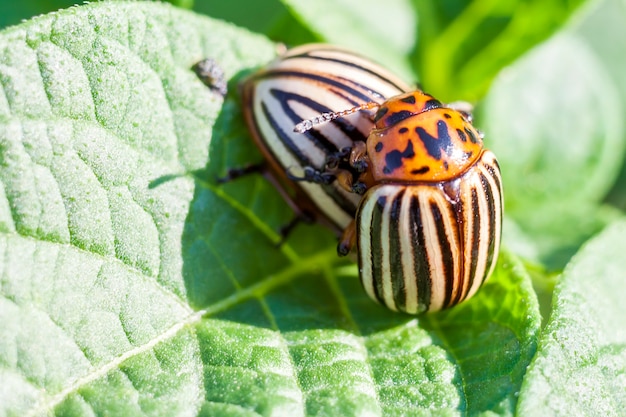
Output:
[
  {"xmin": 198, "ymin": 0, "xmax": 418, "ymax": 81},
  {"xmin": 412, "ymin": 0, "xmax": 587, "ymax": 102},
  {"xmin": 482, "ymin": 27, "xmax": 625, "ymax": 269},
  {"xmin": 0, "ymin": 0, "xmax": 78, "ymax": 29},
  {"xmin": 271, "ymin": 0, "xmax": 417, "ymax": 81},
  {"xmin": 0, "ymin": 1, "xmax": 283, "ymax": 32},
  {"xmin": 577, "ymin": 0, "xmax": 626, "ymax": 211},
  {"xmin": 193, "ymin": 0, "xmax": 286, "ymax": 33}
]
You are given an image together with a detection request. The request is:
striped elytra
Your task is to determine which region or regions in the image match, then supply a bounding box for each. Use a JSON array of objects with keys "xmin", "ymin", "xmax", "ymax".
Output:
[
  {"xmin": 240, "ymin": 44, "xmax": 411, "ymax": 234},
  {"xmin": 357, "ymin": 151, "xmax": 502, "ymax": 314}
]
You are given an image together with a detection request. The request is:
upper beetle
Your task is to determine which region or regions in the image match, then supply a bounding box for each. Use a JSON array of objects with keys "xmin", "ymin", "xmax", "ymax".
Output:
[{"xmin": 239, "ymin": 44, "xmax": 412, "ymax": 236}]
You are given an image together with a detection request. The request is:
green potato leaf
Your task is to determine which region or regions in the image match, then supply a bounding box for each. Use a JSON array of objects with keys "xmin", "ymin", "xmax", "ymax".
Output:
[
  {"xmin": 0, "ymin": 2, "xmax": 542, "ymax": 416},
  {"xmin": 517, "ymin": 219, "xmax": 626, "ymax": 416}
]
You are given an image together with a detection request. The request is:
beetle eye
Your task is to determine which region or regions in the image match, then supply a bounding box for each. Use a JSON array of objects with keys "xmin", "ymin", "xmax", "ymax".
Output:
[
  {"xmin": 373, "ymin": 106, "xmax": 389, "ymax": 123},
  {"xmin": 423, "ymin": 98, "xmax": 443, "ymax": 112}
]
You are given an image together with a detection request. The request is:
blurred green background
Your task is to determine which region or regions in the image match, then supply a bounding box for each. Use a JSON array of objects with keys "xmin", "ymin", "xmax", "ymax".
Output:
[
  {"xmin": 0, "ymin": 0, "xmax": 78, "ymax": 29},
  {"xmin": 0, "ymin": 0, "xmax": 285, "ymax": 33}
]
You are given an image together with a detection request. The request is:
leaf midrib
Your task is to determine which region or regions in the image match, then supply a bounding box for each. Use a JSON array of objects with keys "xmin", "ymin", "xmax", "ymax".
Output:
[{"xmin": 20, "ymin": 236, "xmax": 338, "ymax": 415}]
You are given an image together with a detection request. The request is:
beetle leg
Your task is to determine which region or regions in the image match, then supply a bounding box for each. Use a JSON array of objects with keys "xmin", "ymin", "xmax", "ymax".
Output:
[
  {"xmin": 348, "ymin": 142, "xmax": 369, "ymax": 173},
  {"xmin": 286, "ymin": 166, "xmax": 335, "ymax": 185},
  {"xmin": 217, "ymin": 164, "xmax": 316, "ymax": 245},
  {"xmin": 325, "ymin": 144, "xmax": 367, "ymax": 172},
  {"xmin": 337, "ymin": 220, "xmax": 357, "ymax": 256},
  {"xmin": 216, "ymin": 163, "xmax": 266, "ymax": 184},
  {"xmin": 333, "ymin": 169, "xmax": 354, "ymax": 193},
  {"xmin": 275, "ymin": 212, "xmax": 314, "ymax": 247},
  {"xmin": 324, "ymin": 147, "xmax": 352, "ymax": 169},
  {"xmin": 331, "ymin": 169, "xmax": 368, "ymax": 195}
]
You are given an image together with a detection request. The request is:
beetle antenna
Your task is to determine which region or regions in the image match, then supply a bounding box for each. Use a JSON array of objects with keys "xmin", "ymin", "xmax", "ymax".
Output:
[{"xmin": 293, "ymin": 102, "xmax": 379, "ymax": 133}]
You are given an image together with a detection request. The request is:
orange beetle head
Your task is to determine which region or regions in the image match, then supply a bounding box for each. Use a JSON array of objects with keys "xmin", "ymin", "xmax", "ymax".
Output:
[{"xmin": 367, "ymin": 91, "xmax": 485, "ymax": 183}]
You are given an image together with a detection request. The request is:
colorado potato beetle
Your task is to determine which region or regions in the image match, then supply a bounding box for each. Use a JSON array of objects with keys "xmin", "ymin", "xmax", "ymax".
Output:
[
  {"xmin": 297, "ymin": 91, "xmax": 503, "ymax": 314},
  {"xmin": 240, "ymin": 44, "xmax": 412, "ymax": 234}
]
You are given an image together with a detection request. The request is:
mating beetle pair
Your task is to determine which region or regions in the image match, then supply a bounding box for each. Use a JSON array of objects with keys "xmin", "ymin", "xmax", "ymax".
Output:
[{"xmin": 234, "ymin": 44, "xmax": 502, "ymax": 314}]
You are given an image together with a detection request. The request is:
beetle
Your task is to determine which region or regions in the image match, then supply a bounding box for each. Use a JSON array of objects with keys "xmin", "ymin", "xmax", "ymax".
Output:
[
  {"xmin": 240, "ymin": 44, "xmax": 412, "ymax": 236},
  {"xmin": 296, "ymin": 90, "xmax": 503, "ymax": 314}
]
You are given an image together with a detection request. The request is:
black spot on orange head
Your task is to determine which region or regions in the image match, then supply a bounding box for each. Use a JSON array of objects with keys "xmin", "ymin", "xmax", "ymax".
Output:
[
  {"xmin": 457, "ymin": 128, "xmax": 467, "ymax": 142},
  {"xmin": 464, "ymin": 127, "xmax": 480, "ymax": 144},
  {"xmin": 411, "ymin": 166, "xmax": 430, "ymax": 175},
  {"xmin": 384, "ymin": 140, "xmax": 415, "ymax": 173},
  {"xmin": 415, "ymin": 120, "xmax": 454, "ymax": 161},
  {"xmin": 375, "ymin": 91, "xmax": 444, "ymax": 129},
  {"xmin": 380, "ymin": 110, "xmax": 413, "ymax": 128},
  {"xmin": 375, "ymin": 142, "xmax": 383, "ymax": 152}
]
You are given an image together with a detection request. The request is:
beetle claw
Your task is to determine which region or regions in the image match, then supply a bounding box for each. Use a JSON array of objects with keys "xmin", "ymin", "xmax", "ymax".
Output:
[
  {"xmin": 337, "ymin": 221, "xmax": 357, "ymax": 256},
  {"xmin": 351, "ymin": 182, "xmax": 367, "ymax": 195},
  {"xmin": 275, "ymin": 213, "xmax": 314, "ymax": 247},
  {"xmin": 216, "ymin": 163, "xmax": 265, "ymax": 184},
  {"xmin": 286, "ymin": 166, "xmax": 335, "ymax": 185}
]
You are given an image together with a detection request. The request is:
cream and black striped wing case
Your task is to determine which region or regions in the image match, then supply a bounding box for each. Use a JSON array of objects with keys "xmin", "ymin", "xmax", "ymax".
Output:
[
  {"xmin": 356, "ymin": 150, "xmax": 503, "ymax": 314},
  {"xmin": 241, "ymin": 44, "xmax": 411, "ymax": 233}
]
